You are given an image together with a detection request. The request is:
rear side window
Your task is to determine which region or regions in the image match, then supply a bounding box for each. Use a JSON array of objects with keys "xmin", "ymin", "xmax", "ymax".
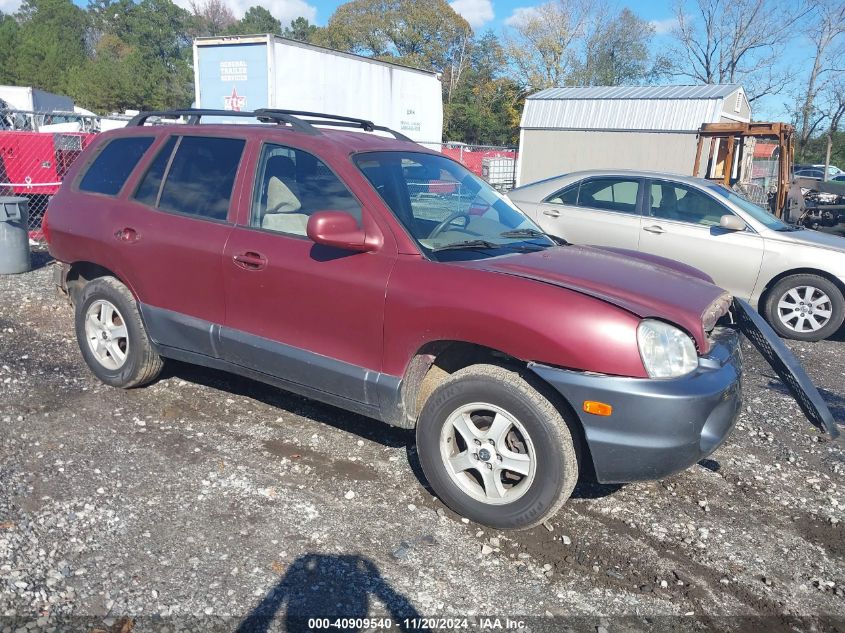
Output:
[
  {"xmin": 545, "ymin": 184, "xmax": 579, "ymax": 205},
  {"xmin": 577, "ymin": 178, "xmax": 640, "ymax": 214},
  {"xmin": 132, "ymin": 136, "xmax": 245, "ymax": 221},
  {"xmin": 79, "ymin": 137, "xmax": 154, "ymax": 195}
]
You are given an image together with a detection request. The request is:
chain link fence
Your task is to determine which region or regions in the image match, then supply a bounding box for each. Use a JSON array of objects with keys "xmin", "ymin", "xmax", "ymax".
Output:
[
  {"xmin": 744, "ymin": 157, "xmax": 780, "ymax": 206},
  {"xmin": 420, "ymin": 142, "xmax": 519, "ymax": 192},
  {"xmin": 0, "ymin": 129, "xmax": 97, "ymax": 238},
  {"xmin": 1, "ymin": 108, "xmax": 133, "ymax": 240}
]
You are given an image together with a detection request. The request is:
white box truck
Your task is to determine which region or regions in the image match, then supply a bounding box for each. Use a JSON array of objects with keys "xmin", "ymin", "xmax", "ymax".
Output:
[
  {"xmin": 0, "ymin": 86, "xmax": 74, "ymax": 114},
  {"xmin": 193, "ymin": 35, "xmax": 443, "ymax": 142}
]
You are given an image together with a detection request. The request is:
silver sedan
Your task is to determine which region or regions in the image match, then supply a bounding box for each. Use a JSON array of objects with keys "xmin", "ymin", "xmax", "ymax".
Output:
[{"xmin": 508, "ymin": 170, "xmax": 845, "ymax": 341}]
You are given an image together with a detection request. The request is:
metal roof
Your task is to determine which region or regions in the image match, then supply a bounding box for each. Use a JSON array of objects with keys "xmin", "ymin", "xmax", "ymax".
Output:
[
  {"xmin": 527, "ymin": 84, "xmax": 741, "ymax": 101},
  {"xmin": 520, "ymin": 84, "xmax": 745, "ymax": 132}
]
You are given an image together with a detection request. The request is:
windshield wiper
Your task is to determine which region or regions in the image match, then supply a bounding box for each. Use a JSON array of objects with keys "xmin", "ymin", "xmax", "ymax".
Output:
[
  {"xmin": 431, "ymin": 239, "xmax": 499, "ymax": 252},
  {"xmin": 499, "ymin": 228, "xmax": 547, "ymax": 238}
]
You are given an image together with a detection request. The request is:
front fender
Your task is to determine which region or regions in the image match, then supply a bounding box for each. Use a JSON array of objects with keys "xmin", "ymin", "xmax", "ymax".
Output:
[{"xmin": 383, "ymin": 257, "xmax": 647, "ymax": 379}]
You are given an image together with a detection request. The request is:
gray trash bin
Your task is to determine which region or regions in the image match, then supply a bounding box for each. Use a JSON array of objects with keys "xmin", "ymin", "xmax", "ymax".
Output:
[{"xmin": 0, "ymin": 197, "xmax": 31, "ymax": 274}]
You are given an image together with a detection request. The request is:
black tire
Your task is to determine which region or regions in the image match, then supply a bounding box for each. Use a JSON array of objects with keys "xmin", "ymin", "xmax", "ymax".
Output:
[
  {"xmin": 763, "ymin": 274, "xmax": 845, "ymax": 342},
  {"xmin": 74, "ymin": 276, "xmax": 163, "ymax": 388},
  {"xmin": 416, "ymin": 364, "xmax": 579, "ymax": 530}
]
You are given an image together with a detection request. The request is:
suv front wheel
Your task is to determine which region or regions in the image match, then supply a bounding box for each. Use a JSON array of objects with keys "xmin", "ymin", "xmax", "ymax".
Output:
[
  {"xmin": 416, "ymin": 364, "xmax": 579, "ymax": 529},
  {"xmin": 74, "ymin": 276, "xmax": 163, "ymax": 388}
]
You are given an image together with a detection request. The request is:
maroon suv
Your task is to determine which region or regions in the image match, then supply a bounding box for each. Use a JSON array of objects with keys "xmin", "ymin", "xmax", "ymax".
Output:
[{"xmin": 45, "ymin": 108, "xmax": 751, "ymax": 529}]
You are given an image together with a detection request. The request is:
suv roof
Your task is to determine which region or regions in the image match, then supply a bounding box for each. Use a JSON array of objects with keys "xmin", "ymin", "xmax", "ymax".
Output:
[{"xmin": 122, "ymin": 108, "xmax": 424, "ymax": 155}]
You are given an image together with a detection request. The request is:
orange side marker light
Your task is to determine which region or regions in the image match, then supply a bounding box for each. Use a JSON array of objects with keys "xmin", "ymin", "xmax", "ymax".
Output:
[{"xmin": 583, "ymin": 401, "xmax": 613, "ymax": 416}]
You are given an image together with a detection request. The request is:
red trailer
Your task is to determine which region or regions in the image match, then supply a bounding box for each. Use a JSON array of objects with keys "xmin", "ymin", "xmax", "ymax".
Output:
[{"xmin": 0, "ymin": 130, "xmax": 95, "ymax": 238}]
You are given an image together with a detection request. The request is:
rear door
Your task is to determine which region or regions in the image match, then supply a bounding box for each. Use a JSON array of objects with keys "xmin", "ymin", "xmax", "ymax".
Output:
[
  {"xmin": 110, "ymin": 134, "xmax": 246, "ymax": 356},
  {"xmin": 638, "ymin": 179, "xmax": 765, "ymax": 299},
  {"xmin": 534, "ymin": 176, "xmax": 643, "ymax": 250},
  {"xmin": 220, "ymin": 140, "xmax": 397, "ymax": 406}
]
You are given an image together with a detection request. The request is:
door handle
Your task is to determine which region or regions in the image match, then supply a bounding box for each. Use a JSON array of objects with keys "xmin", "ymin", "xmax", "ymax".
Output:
[
  {"xmin": 233, "ymin": 251, "xmax": 267, "ymax": 270},
  {"xmin": 542, "ymin": 209, "xmax": 560, "ymax": 218},
  {"xmin": 114, "ymin": 227, "xmax": 139, "ymax": 243},
  {"xmin": 643, "ymin": 225, "xmax": 665, "ymax": 234}
]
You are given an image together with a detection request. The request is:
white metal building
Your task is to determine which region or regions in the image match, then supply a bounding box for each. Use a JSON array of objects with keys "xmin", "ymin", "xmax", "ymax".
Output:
[{"xmin": 517, "ymin": 84, "xmax": 751, "ymax": 186}]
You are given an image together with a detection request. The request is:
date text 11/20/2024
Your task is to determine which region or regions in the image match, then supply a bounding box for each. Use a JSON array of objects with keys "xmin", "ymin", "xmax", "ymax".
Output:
[{"xmin": 307, "ymin": 618, "xmax": 526, "ymax": 630}]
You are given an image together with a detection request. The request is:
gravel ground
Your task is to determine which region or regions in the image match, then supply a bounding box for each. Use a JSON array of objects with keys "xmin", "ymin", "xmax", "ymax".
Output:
[{"xmin": 1, "ymin": 250, "xmax": 843, "ymax": 632}]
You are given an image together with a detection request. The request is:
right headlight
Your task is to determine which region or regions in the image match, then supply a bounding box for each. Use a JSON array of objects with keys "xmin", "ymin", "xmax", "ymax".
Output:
[{"xmin": 637, "ymin": 319, "xmax": 699, "ymax": 379}]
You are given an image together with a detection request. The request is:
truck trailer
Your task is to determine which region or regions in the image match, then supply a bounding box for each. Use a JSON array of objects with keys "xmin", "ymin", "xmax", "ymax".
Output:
[{"xmin": 193, "ymin": 35, "xmax": 443, "ymax": 143}]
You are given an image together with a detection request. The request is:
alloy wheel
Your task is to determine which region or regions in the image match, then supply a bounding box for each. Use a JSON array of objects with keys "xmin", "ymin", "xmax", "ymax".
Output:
[
  {"xmin": 439, "ymin": 402, "xmax": 537, "ymax": 505},
  {"xmin": 84, "ymin": 300, "xmax": 129, "ymax": 370},
  {"xmin": 776, "ymin": 285, "xmax": 833, "ymax": 333}
]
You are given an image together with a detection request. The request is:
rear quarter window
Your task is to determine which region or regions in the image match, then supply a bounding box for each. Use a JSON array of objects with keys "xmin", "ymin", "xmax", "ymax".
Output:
[{"xmin": 78, "ymin": 136, "xmax": 155, "ymax": 195}]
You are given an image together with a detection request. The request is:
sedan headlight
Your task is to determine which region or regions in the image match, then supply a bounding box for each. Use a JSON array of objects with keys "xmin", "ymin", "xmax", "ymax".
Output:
[{"xmin": 637, "ymin": 319, "xmax": 698, "ymax": 378}]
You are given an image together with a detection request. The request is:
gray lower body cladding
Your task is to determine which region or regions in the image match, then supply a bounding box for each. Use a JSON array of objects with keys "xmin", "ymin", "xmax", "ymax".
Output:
[{"xmin": 529, "ymin": 329, "xmax": 743, "ymax": 484}]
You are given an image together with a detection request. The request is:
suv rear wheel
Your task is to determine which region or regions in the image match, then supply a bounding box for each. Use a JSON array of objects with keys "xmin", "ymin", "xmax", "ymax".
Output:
[
  {"xmin": 416, "ymin": 364, "xmax": 578, "ymax": 529},
  {"xmin": 763, "ymin": 274, "xmax": 845, "ymax": 342},
  {"xmin": 74, "ymin": 277, "xmax": 163, "ymax": 388}
]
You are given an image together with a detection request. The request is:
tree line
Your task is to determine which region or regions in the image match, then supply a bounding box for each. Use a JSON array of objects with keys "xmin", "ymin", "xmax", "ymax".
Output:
[{"xmin": 0, "ymin": 0, "xmax": 841, "ymax": 162}]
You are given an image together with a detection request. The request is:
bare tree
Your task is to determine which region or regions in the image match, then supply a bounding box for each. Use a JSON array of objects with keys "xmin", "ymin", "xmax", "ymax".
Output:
[
  {"xmin": 815, "ymin": 75, "xmax": 845, "ymax": 173},
  {"xmin": 190, "ymin": 0, "xmax": 236, "ymax": 36},
  {"xmin": 503, "ymin": 0, "xmax": 592, "ymax": 91},
  {"xmin": 576, "ymin": 7, "xmax": 661, "ymax": 86},
  {"xmin": 668, "ymin": 0, "xmax": 808, "ymax": 103},
  {"xmin": 445, "ymin": 29, "xmax": 472, "ymax": 104},
  {"xmin": 795, "ymin": 0, "xmax": 845, "ymax": 156}
]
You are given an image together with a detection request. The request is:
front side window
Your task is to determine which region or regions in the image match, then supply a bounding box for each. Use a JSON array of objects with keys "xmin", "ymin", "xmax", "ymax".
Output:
[
  {"xmin": 79, "ymin": 136, "xmax": 154, "ymax": 195},
  {"xmin": 132, "ymin": 135, "xmax": 245, "ymax": 221},
  {"xmin": 709, "ymin": 185, "xmax": 788, "ymax": 231},
  {"xmin": 251, "ymin": 143, "xmax": 361, "ymax": 237},
  {"xmin": 576, "ymin": 178, "xmax": 640, "ymax": 214},
  {"xmin": 649, "ymin": 181, "xmax": 728, "ymax": 227},
  {"xmin": 355, "ymin": 151, "xmax": 555, "ymax": 261}
]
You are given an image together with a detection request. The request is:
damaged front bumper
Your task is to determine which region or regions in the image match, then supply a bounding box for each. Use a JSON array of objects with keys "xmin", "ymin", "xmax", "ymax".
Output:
[
  {"xmin": 529, "ymin": 327, "xmax": 743, "ymax": 484},
  {"xmin": 529, "ymin": 299, "xmax": 839, "ymax": 484}
]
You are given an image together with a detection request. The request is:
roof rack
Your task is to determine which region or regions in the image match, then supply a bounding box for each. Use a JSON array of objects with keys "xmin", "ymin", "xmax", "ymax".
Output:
[
  {"xmin": 126, "ymin": 109, "xmax": 318, "ymax": 134},
  {"xmin": 126, "ymin": 108, "xmax": 414, "ymax": 141},
  {"xmin": 254, "ymin": 108, "xmax": 413, "ymax": 141}
]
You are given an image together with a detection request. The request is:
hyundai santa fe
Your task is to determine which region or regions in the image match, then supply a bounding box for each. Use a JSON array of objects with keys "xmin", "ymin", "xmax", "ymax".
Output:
[{"xmin": 44, "ymin": 109, "xmax": 835, "ymax": 529}]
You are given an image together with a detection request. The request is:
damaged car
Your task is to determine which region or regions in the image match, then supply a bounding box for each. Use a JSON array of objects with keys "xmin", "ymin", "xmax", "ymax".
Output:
[{"xmin": 44, "ymin": 109, "xmax": 836, "ymax": 529}]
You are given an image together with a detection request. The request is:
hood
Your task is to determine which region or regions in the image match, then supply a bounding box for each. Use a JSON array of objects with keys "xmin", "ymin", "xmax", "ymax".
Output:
[
  {"xmin": 458, "ymin": 245, "xmax": 731, "ymax": 352},
  {"xmin": 765, "ymin": 227, "xmax": 845, "ymax": 253}
]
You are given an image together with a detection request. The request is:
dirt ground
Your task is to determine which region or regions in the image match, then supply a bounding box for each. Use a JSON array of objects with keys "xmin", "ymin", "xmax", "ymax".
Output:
[{"xmin": 1, "ymin": 251, "xmax": 843, "ymax": 632}]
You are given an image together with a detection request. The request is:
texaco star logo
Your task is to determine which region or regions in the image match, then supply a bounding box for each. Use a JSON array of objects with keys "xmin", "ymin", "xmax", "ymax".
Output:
[{"xmin": 224, "ymin": 87, "xmax": 246, "ymax": 112}]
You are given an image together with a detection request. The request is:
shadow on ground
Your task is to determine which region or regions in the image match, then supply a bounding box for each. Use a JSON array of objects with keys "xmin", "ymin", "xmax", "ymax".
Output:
[
  {"xmin": 235, "ymin": 554, "xmax": 428, "ymax": 633},
  {"xmin": 165, "ymin": 361, "xmax": 627, "ymax": 507},
  {"xmin": 163, "ymin": 360, "xmax": 413, "ymax": 449}
]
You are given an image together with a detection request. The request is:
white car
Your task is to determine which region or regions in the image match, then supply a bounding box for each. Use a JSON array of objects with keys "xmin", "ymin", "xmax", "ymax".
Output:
[{"xmin": 508, "ymin": 170, "xmax": 845, "ymax": 341}]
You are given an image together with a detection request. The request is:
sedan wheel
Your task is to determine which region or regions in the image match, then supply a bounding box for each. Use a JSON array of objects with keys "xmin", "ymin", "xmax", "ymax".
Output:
[{"xmin": 763, "ymin": 274, "xmax": 845, "ymax": 342}]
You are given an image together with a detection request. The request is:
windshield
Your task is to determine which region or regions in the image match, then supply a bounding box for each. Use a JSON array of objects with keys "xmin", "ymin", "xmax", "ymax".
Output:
[
  {"xmin": 709, "ymin": 185, "xmax": 790, "ymax": 231},
  {"xmin": 354, "ymin": 151, "xmax": 556, "ymax": 261}
]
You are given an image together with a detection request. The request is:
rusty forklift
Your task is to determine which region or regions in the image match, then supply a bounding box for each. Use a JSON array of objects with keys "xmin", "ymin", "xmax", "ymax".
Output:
[{"xmin": 692, "ymin": 121, "xmax": 845, "ymax": 227}]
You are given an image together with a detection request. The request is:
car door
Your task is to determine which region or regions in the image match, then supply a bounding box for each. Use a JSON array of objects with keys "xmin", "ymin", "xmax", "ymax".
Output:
[
  {"xmin": 534, "ymin": 176, "xmax": 643, "ymax": 250},
  {"xmin": 638, "ymin": 179, "xmax": 765, "ymax": 300},
  {"xmin": 220, "ymin": 140, "xmax": 397, "ymax": 407},
  {"xmin": 110, "ymin": 133, "xmax": 246, "ymax": 356}
]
